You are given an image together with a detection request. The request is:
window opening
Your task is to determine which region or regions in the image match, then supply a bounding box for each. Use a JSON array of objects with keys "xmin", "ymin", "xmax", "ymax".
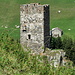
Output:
[
  {"xmin": 22, "ymin": 25, "xmax": 27, "ymax": 32},
  {"xmin": 28, "ymin": 34, "xmax": 31, "ymax": 39},
  {"xmin": 60, "ymin": 56, "xmax": 63, "ymax": 66}
]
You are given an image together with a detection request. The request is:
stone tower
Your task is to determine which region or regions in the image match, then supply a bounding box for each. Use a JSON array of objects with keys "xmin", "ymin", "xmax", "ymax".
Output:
[{"xmin": 20, "ymin": 3, "xmax": 50, "ymax": 52}]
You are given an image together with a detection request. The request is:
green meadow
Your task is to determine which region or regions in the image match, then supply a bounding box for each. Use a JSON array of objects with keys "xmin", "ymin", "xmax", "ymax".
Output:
[{"xmin": 0, "ymin": 0, "xmax": 75, "ymax": 39}]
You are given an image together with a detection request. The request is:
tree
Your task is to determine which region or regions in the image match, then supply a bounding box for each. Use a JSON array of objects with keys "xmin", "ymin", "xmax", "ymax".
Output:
[
  {"xmin": 50, "ymin": 37, "xmax": 56, "ymax": 49},
  {"xmin": 55, "ymin": 37, "xmax": 62, "ymax": 49},
  {"xmin": 50, "ymin": 37, "xmax": 62, "ymax": 49},
  {"xmin": 62, "ymin": 37, "xmax": 73, "ymax": 50}
]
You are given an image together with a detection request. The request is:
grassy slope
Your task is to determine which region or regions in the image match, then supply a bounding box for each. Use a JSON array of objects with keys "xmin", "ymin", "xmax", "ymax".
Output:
[
  {"xmin": 0, "ymin": 35, "xmax": 75, "ymax": 75},
  {"xmin": 0, "ymin": 0, "xmax": 75, "ymax": 39}
]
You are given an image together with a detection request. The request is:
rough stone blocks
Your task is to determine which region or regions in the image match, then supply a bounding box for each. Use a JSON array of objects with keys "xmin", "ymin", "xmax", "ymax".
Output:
[{"xmin": 20, "ymin": 3, "xmax": 50, "ymax": 52}]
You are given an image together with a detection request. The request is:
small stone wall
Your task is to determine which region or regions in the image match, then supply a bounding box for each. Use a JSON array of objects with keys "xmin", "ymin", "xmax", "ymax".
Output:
[{"xmin": 40, "ymin": 49, "xmax": 66, "ymax": 67}]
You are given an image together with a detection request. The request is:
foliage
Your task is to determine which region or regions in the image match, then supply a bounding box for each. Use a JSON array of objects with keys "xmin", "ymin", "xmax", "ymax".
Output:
[
  {"xmin": 62, "ymin": 37, "xmax": 73, "ymax": 50},
  {"xmin": 50, "ymin": 37, "xmax": 62, "ymax": 49},
  {"xmin": 0, "ymin": 34, "xmax": 75, "ymax": 75},
  {"xmin": 62, "ymin": 37, "xmax": 75, "ymax": 64},
  {"xmin": 50, "ymin": 36, "xmax": 75, "ymax": 65}
]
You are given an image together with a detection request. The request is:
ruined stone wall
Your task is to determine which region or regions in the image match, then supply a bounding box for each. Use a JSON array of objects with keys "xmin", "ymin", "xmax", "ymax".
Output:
[
  {"xmin": 43, "ymin": 49, "xmax": 66, "ymax": 67},
  {"xmin": 20, "ymin": 3, "xmax": 50, "ymax": 52}
]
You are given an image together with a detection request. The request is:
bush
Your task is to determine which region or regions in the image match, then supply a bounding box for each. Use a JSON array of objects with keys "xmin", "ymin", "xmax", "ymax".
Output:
[{"xmin": 50, "ymin": 37, "xmax": 62, "ymax": 49}]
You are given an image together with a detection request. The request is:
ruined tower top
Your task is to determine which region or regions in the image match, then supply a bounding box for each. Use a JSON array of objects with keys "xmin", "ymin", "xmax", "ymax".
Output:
[
  {"xmin": 20, "ymin": 3, "xmax": 50, "ymax": 53},
  {"xmin": 21, "ymin": 3, "xmax": 49, "ymax": 7},
  {"xmin": 20, "ymin": 3, "xmax": 49, "ymax": 15}
]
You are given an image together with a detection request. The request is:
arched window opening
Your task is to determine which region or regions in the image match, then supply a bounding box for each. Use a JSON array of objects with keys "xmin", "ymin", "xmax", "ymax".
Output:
[
  {"xmin": 60, "ymin": 56, "xmax": 63, "ymax": 66},
  {"xmin": 28, "ymin": 34, "xmax": 31, "ymax": 39}
]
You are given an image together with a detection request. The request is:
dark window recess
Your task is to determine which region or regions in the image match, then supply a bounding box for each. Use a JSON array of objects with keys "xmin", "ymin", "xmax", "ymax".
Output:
[
  {"xmin": 22, "ymin": 26, "xmax": 27, "ymax": 32},
  {"xmin": 24, "ymin": 21, "xmax": 26, "ymax": 23},
  {"xmin": 23, "ymin": 30, "xmax": 26, "ymax": 32},
  {"xmin": 60, "ymin": 56, "xmax": 63, "ymax": 66},
  {"xmin": 28, "ymin": 34, "xmax": 31, "ymax": 39}
]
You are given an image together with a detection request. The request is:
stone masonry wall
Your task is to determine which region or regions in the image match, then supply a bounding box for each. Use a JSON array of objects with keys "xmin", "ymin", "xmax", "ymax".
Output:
[{"xmin": 20, "ymin": 3, "xmax": 50, "ymax": 52}]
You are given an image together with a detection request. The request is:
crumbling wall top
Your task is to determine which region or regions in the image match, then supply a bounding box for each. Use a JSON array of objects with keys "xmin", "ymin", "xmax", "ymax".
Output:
[{"xmin": 20, "ymin": 3, "xmax": 49, "ymax": 7}]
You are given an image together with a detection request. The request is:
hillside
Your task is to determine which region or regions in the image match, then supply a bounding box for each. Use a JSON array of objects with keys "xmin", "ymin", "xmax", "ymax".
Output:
[
  {"xmin": 0, "ymin": 34, "xmax": 75, "ymax": 75},
  {"xmin": 0, "ymin": 0, "xmax": 75, "ymax": 39}
]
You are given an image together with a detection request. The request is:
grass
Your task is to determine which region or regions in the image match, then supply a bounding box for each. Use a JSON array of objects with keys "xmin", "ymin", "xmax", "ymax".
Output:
[
  {"xmin": 0, "ymin": 35, "xmax": 75, "ymax": 75},
  {"xmin": 0, "ymin": 0, "xmax": 75, "ymax": 39}
]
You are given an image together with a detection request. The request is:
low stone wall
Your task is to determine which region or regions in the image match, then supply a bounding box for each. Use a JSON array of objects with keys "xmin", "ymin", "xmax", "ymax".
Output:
[
  {"xmin": 39, "ymin": 49, "xmax": 66, "ymax": 67},
  {"xmin": 28, "ymin": 48, "xmax": 72, "ymax": 67},
  {"xmin": 46, "ymin": 49, "xmax": 65, "ymax": 67}
]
